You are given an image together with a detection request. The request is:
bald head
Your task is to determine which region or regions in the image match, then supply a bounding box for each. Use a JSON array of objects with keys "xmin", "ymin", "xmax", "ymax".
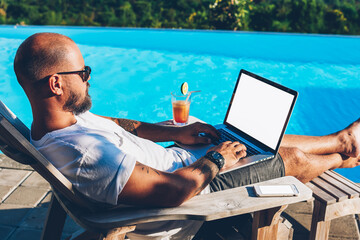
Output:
[{"xmin": 14, "ymin": 33, "xmax": 77, "ymax": 86}]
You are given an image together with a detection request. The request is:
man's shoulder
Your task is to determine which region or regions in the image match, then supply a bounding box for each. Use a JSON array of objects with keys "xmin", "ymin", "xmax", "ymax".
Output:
[
  {"xmin": 35, "ymin": 112, "xmax": 126, "ymax": 155},
  {"xmin": 51, "ymin": 125, "xmax": 113, "ymax": 145}
]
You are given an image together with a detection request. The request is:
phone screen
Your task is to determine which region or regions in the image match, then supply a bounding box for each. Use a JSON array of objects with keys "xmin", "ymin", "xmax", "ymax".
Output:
[{"xmin": 258, "ymin": 185, "xmax": 295, "ymax": 194}]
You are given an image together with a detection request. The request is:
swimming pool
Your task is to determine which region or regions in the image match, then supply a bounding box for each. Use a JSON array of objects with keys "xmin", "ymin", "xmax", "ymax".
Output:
[{"xmin": 1, "ymin": 26, "xmax": 359, "ymax": 181}]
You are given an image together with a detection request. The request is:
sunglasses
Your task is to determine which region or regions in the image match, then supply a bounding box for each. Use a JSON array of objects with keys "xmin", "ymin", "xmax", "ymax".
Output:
[{"xmin": 57, "ymin": 66, "xmax": 91, "ymax": 82}]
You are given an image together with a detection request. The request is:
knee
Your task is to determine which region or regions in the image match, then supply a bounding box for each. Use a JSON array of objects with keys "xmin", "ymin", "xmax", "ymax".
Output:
[
  {"xmin": 280, "ymin": 147, "xmax": 310, "ymax": 173},
  {"xmin": 292, "ymin": 147, "xmax": 308, "ymax": 163}
]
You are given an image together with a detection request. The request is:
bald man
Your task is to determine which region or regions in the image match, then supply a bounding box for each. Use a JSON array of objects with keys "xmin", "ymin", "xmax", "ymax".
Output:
[{"xmin": 14, "ymin": 33, "xmax": 360, "ymax": 239}]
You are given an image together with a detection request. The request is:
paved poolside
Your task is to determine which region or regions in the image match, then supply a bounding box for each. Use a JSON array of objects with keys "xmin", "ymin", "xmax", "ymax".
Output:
[{"xmin": 0, "ymin": 154, "xmax": 359, "ymax": 240}]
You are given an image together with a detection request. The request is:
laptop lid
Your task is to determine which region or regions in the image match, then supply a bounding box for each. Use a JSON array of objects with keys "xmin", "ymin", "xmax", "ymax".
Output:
[{"xmin": 224, "ymin": 69, "xmax": 298, "ymax": 154}]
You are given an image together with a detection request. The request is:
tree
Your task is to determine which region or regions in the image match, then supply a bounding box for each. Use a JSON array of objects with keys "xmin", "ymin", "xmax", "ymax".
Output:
[
  {"xmin": 324, "ymin": 8, "xmax": 349, "ymax": 34},
  {"xmin": 339, "ymin": 1, "xmax": 359, "ymax": 34},
  {"xmin": 209, "ymin": 0, "xmax": 251, "ymax": 30},
  {"xmin": 115, "ymin": 1, "xmax": 136, "ymax": 27},
  {"xmin": 40, "ymin": 11, "xmax": 63, "ymax": 25},
  {"xmin": 95, "ymin": 9, "xmax": 117, "ymax": 26},
  {"xmin": 132, "ymin": 1, "xmax": 153, "ymax": 27},
  {"xmin": 249, "ymin": 2, "xmax": 275, "ymax": 31},
  {"xmin": 0, "ymin": 8, "xmax": 5, "ymax": 24},
  {"xmin": 0, "ymin": 0, "xmax": 360, "ymax": 35}
]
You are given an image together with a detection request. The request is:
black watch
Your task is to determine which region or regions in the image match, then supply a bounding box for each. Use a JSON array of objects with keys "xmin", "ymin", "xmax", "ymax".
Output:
[{"xmin": 205, "ymin": 151, "xmax": 225, "ymax": 170}]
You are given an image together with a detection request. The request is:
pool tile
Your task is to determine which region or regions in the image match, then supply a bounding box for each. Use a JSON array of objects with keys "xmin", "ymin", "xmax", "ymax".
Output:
[
  {"xmin": 0, "ymin": 169, "xmax": 31, "ymax": 187},
  {"xmin": 0, "ymin": 186, "xmax": 13, "ymax": 202},
  {"xmin": 20, "ymin": 207, "xmax": 48, "ymax": 230},
  {"xmin": 20, "ymin": 172, "xmax": 50, "ymax": 190},
  {"xmin": 0, "ymin": 204, "xmax": 31, "ymax": 227},
  {"xmin": 7, "ymin": 227, "xmax": 42, "ymax": 240},
  {"xmin": 3, "ymin": 186, "xmax": 49, "ymax": 207},
  {"xmin": 0, "ymin": 225, "xmax": 15, "ymax": 240}
]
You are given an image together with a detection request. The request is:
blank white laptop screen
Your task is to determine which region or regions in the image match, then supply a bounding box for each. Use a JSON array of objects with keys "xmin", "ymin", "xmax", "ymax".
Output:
[{"xmin": 226, "ymin": 73, "xmax": 294, "ymax": 150}]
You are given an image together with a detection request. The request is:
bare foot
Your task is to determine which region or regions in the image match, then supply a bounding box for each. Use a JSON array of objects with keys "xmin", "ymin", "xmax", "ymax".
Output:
[
  {"xmin": 338, "ymin": 118, "xmax": 360, "ymax": 158},
  {"xmin": 337, "ymin": 155, "xmax": 360, "ymax": 169}
]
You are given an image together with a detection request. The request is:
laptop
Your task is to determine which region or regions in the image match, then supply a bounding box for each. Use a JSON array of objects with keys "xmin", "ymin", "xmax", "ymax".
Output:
[{"xmin": 178, "ymin": 69, "xmax": 298, "ymax": 174}]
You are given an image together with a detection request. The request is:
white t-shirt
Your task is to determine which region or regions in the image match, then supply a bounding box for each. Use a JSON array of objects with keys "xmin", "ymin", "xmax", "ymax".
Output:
[{"xmin": 31, "ymin": 111, "xmax": 209, "ymax": 240}]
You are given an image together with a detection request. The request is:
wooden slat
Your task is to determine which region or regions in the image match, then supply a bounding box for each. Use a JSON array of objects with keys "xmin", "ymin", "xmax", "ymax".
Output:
[
  {"xmin": 324, "ymin": 198, "xmax": 360, "ymax": 221},
  {"xmin": 318, "ymin": 174, "xmax": 359, "ymax": 199},
  {"xmin": 325, "ymin": 170, "xmax": 360, "ymax": 193},
  {"xmin": 252, "ymin": 206, "xmax": 286, "ymax": 240},
  {"xmin": 311, "ymin": 177, "xmax": 348, "ymax": 202},
  {"xmin": 306, "ymin": 182, "xmax": 336, "ymax": 204},
  {"xmin": 41, "ymin": 195, "xmax": 67, "ymax": 240},
  {"xmin": 103, "ymin": 226, "xmax": 136, "ymax": 240},
  {"xmin": 0, "ymin": 114, "xmax": 96, "ymax": 209},
  {"xmin": 309, "ymin": 200, "xmax": 330, "ymax": 240},
  {"xmin": 0, "ymin": 101, "xmax": 30, "ymax": 139}
]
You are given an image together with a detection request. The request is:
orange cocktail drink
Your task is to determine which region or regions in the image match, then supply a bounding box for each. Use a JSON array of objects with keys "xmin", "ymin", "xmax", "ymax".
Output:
[
  {"xmin": 171, "ymin": 93, "xmax": 191, "ymax": 126},
  {"xmin": 172, "ymin": 100, "xmax": 190, "ymax": 124}
]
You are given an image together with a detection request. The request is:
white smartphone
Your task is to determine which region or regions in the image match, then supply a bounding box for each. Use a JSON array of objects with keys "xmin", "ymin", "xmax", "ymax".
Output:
[{"xmin": 254, "ymin": 184, "xmax": 299, "ymax": 197}]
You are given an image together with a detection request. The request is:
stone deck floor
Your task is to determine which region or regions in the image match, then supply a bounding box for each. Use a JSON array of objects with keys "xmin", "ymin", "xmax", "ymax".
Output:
[{"xmin": 0, "ymin": 154, "xmax": 359, "ymax": 240}]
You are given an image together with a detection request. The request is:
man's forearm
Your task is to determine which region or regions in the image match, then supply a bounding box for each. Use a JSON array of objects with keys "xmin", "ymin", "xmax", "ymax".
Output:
[
  {"xmin": 161, "ymin": 156, "xmax": 220, "ymax": 206},
  {"xmin": 136, "ymin": 122, "xmax": 179, "ymax": 142},
  {"xmin": 119, "ymin": 156, "xmax": 220, "ymax": 207},
  {"xmin": 178, "ymin": 156, "xmax": 220, "ymax": 196},
  {"xmin": 98, "ymin": 115, "xmax": 179, "ymax": 142}
]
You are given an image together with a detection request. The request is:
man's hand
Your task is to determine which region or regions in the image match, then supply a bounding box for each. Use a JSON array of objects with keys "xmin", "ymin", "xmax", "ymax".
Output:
[
  {"xmin": 207, "ymin": 141, "xmax": 247, "ymax": 169},
  {"xmin": 174, "ymin": 122, "xmax": 220, "ymax": 145}
]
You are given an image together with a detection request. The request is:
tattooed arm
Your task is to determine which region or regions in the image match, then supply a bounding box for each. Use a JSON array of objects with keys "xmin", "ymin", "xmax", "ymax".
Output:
[
  {"xmin": 98, "ymin": 115, "xmax": 178, "ymax": 141},
  {"xmin": 97, "ymin": 115, "xmax": 220, "ymax": 144},
  {"xmin": 97, "ymin": 115, "xmax": 141, "ymax": 135},
  {"xmin": 118, "ymin": 141, "xmax": 247, "ymax": 207}
]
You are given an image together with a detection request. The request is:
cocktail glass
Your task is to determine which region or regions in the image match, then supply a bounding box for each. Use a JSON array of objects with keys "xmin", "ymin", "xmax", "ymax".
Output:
[{"xmin": 171, "ymin": 92, "xmax": 191, "ymax": 126}]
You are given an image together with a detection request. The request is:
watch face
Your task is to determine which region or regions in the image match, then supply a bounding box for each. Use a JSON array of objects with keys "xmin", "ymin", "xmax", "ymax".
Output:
[
  {"xmin": 208, "ymin": 151, "xmax": 224, "ymax": 169},
  {"xmin": 213, "ymin": 152, "xmax": 222, "ymax": 159}
]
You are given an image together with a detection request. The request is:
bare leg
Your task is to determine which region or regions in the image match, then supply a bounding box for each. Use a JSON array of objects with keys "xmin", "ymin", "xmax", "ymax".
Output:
[
  {"xmin": 279, "ymin": 147, "xmax": 360, "ymax": 183},
  {"xmin": 282, "ymin": 118, "xmax": 360, "ymax": 157},
  {"xmin": 281, "ymin": 134, "xmax": 342, "ymax": 155}
]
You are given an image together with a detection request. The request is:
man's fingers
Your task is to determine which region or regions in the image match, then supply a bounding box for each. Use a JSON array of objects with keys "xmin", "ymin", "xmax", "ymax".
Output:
[
  {"xmin": 198, "ymin": 123, "xmax": 220, "ymax": 139},
  {"xmin": 221, "ymin": 141, "xmax": 232, "ymax": 146},
  {"xmin": 229, "ymin": 142, "xmax": 246, "ymax": 159},
  {"xmin": 228, "ymin": 141, "xmax": 247, "ymax": 151},
  {"xmin": 234, "ymin": 142, "xmax": 247, "ymax": 152},
  {"xmin": 236, "ymin": 150, "xmax": 247, "ymax": 159},
  {"xmin": 194, "ymin": 136, "xmax": 211, "ymax": 144}
]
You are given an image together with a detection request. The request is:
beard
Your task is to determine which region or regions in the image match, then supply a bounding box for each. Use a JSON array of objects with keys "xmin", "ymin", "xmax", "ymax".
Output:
[{"xmin": 63, "ymin": 88, "xmax": 92, "ymax": 115}]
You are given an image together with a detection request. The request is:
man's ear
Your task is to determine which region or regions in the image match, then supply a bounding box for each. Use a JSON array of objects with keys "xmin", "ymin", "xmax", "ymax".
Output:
[{"xmin": 48, "ymin": 74, "xmax": 63, "ymax": 95}]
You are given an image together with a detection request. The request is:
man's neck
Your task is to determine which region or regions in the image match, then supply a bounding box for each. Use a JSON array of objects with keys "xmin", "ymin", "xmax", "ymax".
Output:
[{"xmin": 31, "ymin": 109, "xmax": 77, "ymax": 141}]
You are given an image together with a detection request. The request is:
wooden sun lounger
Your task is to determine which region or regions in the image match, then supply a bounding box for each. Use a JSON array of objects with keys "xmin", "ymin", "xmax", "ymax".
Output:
[
  {"xmin": 0, "ymin": 100, "xmax": 313, "ymax": 239},
  {"xmin": 307, "ymin": 170, "xmax": 360, "ymax": 240}
]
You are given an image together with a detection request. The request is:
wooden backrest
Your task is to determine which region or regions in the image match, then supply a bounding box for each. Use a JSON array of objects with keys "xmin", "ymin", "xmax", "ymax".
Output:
[{"xmin": 0, "ymin": 100, "xmax": 97, "ymax": 209}]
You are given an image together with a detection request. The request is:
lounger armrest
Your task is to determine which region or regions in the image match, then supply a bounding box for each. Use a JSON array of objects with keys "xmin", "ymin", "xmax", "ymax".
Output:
[{"xmin": 56, "ymin": 176, "xmax": 312, "ymax": 232}]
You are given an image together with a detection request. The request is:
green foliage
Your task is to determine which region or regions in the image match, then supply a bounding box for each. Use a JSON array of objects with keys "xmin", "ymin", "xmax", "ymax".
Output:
[
  {"xmin": 249, "ymin": 2, "xmax": 276, "ymax": 31},
  {"xmin": 209, "ymin": 0, "xmax": 251, "ymax": 30},
  {"xmin": 1, "ymin": 0, "xmax": 360, "ymax": 35}
]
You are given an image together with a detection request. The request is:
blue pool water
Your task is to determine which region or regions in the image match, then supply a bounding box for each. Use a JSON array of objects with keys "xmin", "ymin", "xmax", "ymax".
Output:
[{"xmin": 0, "ymin": 26, "xmax": 360, "ymax": 181}]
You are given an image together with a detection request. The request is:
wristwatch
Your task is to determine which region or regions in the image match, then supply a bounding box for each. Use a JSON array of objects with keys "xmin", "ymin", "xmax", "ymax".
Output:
[{"xmin": 205, "ymin": 151, "xmax": 225, "ymax": 170}]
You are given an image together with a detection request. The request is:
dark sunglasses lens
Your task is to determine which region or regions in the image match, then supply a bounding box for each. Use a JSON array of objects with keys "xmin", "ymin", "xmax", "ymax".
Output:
[
  {"xmin": 81, "ymin": 66, "xmax": 91, "ymax": 82},
  {"xmin": 86, "ymin": 66, "xmax": 91, "ymax": 75}
]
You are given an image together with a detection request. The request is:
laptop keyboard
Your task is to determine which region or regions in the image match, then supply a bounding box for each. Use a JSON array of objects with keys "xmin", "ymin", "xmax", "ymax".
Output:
[{"xmin": 214, "ymin": 129, "xmax": 260, "ymax": 157}]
